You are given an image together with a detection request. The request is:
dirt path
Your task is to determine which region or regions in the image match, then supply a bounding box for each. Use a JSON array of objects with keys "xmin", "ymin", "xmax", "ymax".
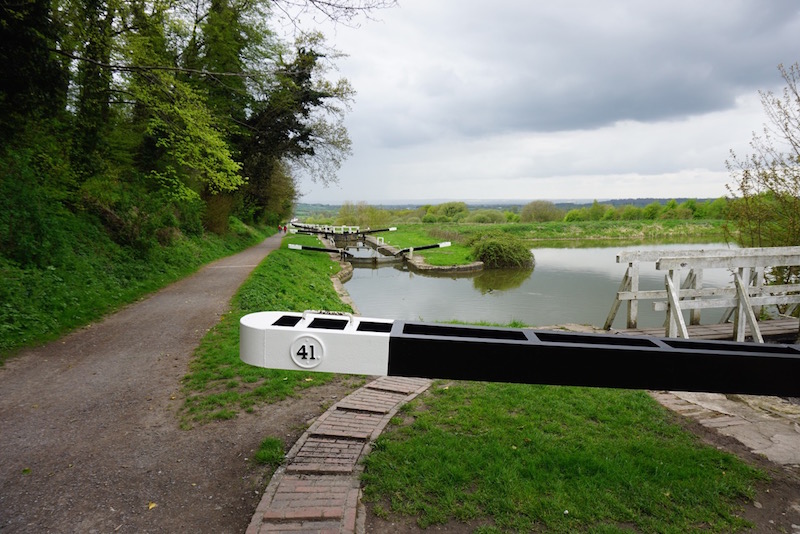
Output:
[{"xmin": 0, "ymin": 234, "xmax": 356, "ymax": 533}]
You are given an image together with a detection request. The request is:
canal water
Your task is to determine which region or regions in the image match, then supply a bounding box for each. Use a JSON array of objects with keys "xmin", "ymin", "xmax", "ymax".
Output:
[{"xmin": 343, "ymin": 242, "xmax": 738, "ymax": 329}]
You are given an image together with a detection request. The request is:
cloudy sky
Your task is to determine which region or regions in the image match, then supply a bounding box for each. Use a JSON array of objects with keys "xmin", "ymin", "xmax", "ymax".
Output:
[{"xmin": 291, "ymin": 0, "xmax": 799, "ymax": 204}]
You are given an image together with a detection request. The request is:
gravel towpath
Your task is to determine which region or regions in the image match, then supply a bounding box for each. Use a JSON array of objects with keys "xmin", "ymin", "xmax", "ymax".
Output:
[{"xmin": 0, "ymin": 234, "xmax": 356, "ymax": 533}]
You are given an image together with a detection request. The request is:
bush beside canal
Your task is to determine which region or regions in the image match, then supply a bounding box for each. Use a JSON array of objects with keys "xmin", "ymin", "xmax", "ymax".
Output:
[{"xmin": 468, "ymin": 233, "xmax": 534, "ymax": 269}]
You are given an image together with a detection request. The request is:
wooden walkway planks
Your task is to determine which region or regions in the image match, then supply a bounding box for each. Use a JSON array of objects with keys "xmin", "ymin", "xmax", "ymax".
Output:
[{"xmin": 617, "ymin": 317, "xmax": 799, "ymax": 341}]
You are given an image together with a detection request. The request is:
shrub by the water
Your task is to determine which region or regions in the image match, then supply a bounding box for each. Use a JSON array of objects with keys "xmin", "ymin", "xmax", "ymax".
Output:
[{"xmin": 469, "ymin": 233, "xmax": 534, "ymax": 268}]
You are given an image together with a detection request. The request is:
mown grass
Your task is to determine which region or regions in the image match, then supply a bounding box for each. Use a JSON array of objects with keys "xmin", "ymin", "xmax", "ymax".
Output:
[
  {"xmin": 180, "ymin": 233, "xmax": 355, "ymax": 426},
  {"xmin": 378, "ymin": 220, "xmax": 726, "ymax": 267},
  {"xmin": 0, "ymin": 214, "xmax": 268, "ymax": 362},
  {"xmin": 363, "ymin": 381, "xmax": 765, "ymax": 533},
  {"xmin": 380, "ymin": 225, "xmax": 475, "ymax": 266}
]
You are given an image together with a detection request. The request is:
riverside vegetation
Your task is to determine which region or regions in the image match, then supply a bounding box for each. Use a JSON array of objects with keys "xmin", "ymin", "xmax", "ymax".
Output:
[
  {"xmin": 0, "ymin": 216, "xmax": 268, "ymax": 361},
  {"xmin": 0, "ymin": 203, "xmax": 725, "ymax": 360}
]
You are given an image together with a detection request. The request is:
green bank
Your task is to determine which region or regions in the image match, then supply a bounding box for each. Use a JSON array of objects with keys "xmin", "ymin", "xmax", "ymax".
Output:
[
  {"xmin": 0, "ymin": 216, "xmax": 268, "ymax": 362},
  {"xmin": 362, "ymin": 381, "xmax": 764, "ymax": 533}
]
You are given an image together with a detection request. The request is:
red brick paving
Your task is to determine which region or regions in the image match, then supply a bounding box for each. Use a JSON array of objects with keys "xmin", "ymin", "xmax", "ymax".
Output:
[
  {"xmin": 335, "ymin": 388, "xmax": 408, "ymax": 414},
  {"xmin": 311, "ymin": 410, "xmax": 387, "ymax": 440},
  {"xmin": 286, "ymin": 437, "xmax": 366, "ymax": 474},
  {"xmin": 246, "ymin": 376, "xmax": 432, "ymax": 534}
]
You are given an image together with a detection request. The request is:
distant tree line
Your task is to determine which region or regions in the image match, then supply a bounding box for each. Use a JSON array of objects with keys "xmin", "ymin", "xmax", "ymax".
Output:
[
  {"xmin": 316, "ymin": 198, "xmax": 730, "ymax": 226},
  {"xmin": 0, "ymin": 0, "xmax": 386, "ymax": 268},
  {"xmin": 560, "ymin": 198, "xmax": 728, "ymax": 222}
]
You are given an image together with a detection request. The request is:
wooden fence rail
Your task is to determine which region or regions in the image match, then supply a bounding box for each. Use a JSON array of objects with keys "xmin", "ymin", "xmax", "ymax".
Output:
[{"xmin": 604, "ymin": 246, "xmax": 800, "ymax": 342}]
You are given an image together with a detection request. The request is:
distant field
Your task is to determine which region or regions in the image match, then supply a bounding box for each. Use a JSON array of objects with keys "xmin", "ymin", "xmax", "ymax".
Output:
[{"xmin": 374, "ymin": 220, "xmax": 727, "ymax": 266}]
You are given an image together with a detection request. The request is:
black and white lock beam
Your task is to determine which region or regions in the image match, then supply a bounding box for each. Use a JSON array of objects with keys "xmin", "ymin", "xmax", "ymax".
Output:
[
  {"xmin": 396, "ymin": 241, "xmax": 451, "ymax": 255},
  {"xmin": 240, "ymin": 311, "xmax": 800, "ymax": 397},
  {"xmin": 287, "ymin": 243, "xmax": 352, "ymax": 257},
  {"xmin": 290, "ymin": 223, "xmax": 397, "ymax": 238},
  {"xmin": 357, "ymin": 227, "xmax": 397, "ymax": 236}
]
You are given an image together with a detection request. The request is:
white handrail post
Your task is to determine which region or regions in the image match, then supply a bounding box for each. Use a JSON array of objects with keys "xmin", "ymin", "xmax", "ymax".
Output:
[
  {"xmin": 627, "ymin": 261, "xmax": 639, "ymax": 329},
  {"xmin": 733, "ymin": 270, "xmax": 764, "ymax": 343},
  {"xmin": 687, "ymin": 268, "xmax": 703, "ymax": 326},
  {"xmin": 752, "ymin": 266, "xmax": 765, "ymax": 319},
  {"xmin": 603, "ymin": 268, "xmax": 629, "ymax": 330},
  {"xmin": 733, "ymin": 268, "xmax": 748, "ymax": 342},
  {"xmin": 665, "ymin": 270, "xmax": 689, "ymax": 338}
]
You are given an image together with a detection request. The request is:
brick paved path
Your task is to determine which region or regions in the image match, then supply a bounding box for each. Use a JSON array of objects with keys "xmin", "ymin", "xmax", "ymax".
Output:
[{"xmin": 246, "ymin": 376, "xmax": 432, "ymax": 534}]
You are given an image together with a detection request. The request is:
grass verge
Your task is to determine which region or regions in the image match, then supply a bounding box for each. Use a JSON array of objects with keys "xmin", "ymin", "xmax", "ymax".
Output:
[
  {"xmin": 378, "ymin": 221, "xmax": 727, "ymax": 267},
  {"xmin": 362, "ymin": 381, "xmax": 765, "ymax": 533},
  {"xmin": 380, "ymin": 225, "xmax": 475, "ymax": 266},
  {"xmin": 180, "ymin": 233, "xmax": 354, "ymax": 427}
]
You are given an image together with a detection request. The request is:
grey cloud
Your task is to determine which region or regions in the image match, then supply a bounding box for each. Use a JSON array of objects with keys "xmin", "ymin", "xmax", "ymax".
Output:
[{"xmin": 361, "ymin": 0, "xmax": 800, "ymax": 141}]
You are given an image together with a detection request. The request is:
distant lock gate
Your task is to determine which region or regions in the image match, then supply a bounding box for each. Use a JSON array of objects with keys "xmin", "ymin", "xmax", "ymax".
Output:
[{"xmin": 240, "ymin": 311, "xmax": 800, "ymax": 397}]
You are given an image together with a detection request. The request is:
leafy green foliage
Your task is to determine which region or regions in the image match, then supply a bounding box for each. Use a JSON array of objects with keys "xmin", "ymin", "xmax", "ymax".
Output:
[
  {"xmin": 464, "ymin": 209, "xmax": 506, "ymax": 224},
  {"xmin": 422, "ymin": 202, "xmax": 470, "ymax": 223},
  {"xmin": 316, "ymin": 199, "xmax": 728, "ymax": 229},
  {"xmin": 128, "ymin": 66, "xmax": 244, "ymax": 200},
  {"xmin": 240, "ymin": 34, "xmax": 354, "ymax": 224},
  {"xmin": 520, "ymin": 200, "xmax": 564, "ymax": 222},
  {"xmin": 194, "ymin": 0, "xmax": 251, "ymax": 133},
  {"xmin": 1, "ymin": 0, "xmax": 356, "ymax": 264},
  {"xmin": 726, "ymin": 63, "xmax": 800, "ymax": 248},
  {"xmin": 362, "ymin": 382, "xmax": 764, "ymax": 532},
  {"xmin": 336, "ymin": 201, "xmax": 393, "ymax": 227},
  {"xmin": 565, "ymin": 199, "xmax": 727, "ymax": 222},
  {"xmin": 0, "ymin": 144, "xmax": 73, "ymax": 266},
  {"xmin": 0, "ymin": 213, "xmax": 265, "ymax": 360},
  {"xmin": 726, "ymin": 192, "xmax": 800, "ymax": 247},
  {"xmin": 469, "ymin": 234, "xmax": 534, "ymax": 269},
  {"xmin": 0, "ymin": 0, "xmax": 68, "ymax": 138}
]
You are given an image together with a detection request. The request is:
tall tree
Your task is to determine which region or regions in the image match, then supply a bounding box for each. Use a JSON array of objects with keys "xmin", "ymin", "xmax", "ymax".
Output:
[
  {"xmin": 239, "ymin": 33, "xmax": 353, "ymax": 223},
  {"xmin": 0, "ymin": 0, "xmax": 74, "ymax": 266},
  {"xmin": 70, "ymin": 0, "xmax": 116, "ymax": 181},
  {"xmin": 199, "ymin": 0, "xmax": 250, "ymax": 133},
  {"xmin": 727, "ymin": 63, "xmax": 800, "ymax": 247},
  {"xmin": 0, "ymin": 0, "xmax": 69, "ymax": 138},
  {"xmin": 1, "ymin": 0, "xmax": 378, "ymax": 251}
]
